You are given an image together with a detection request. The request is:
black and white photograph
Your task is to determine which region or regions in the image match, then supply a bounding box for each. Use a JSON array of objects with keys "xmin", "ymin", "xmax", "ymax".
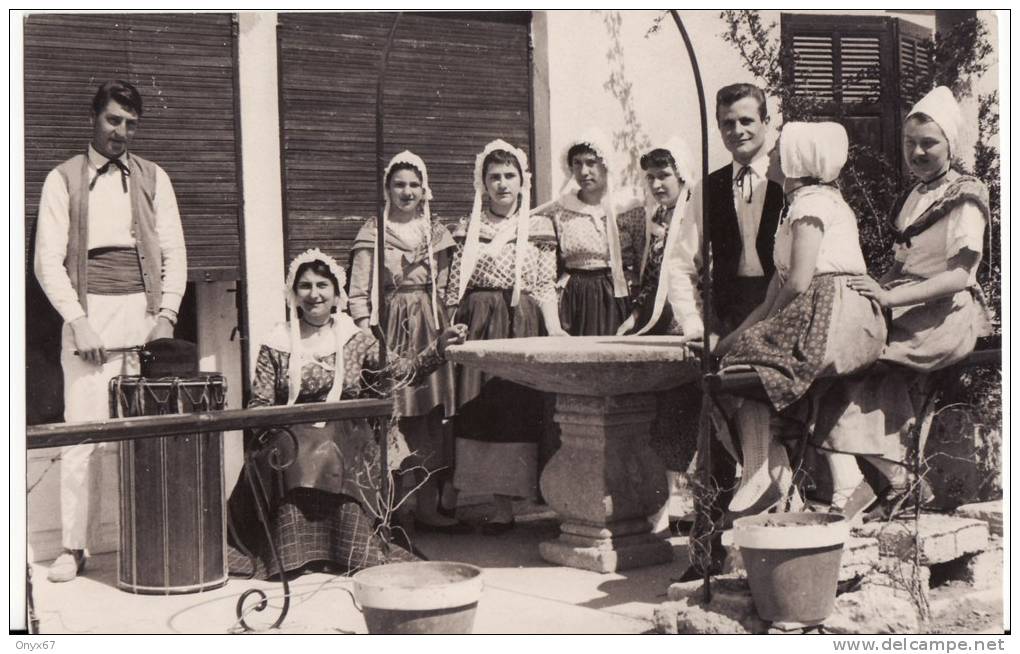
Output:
[{"xmin": 13, "ymin": 8, "xmax": 1008, "ymax": 641}]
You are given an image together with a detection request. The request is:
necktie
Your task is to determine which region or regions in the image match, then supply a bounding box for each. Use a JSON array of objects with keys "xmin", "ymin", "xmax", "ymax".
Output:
[
  {"xmin": 734, "ymin": 164, "xmax": 753, "ymax": 204},
  {"xmin": 90, "ymin": 157, "xmax": 130, "ymax": 193}
]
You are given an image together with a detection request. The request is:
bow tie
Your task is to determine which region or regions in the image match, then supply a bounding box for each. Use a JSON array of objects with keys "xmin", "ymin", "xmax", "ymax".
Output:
[
  {"xmin": 734, "ymin": 164, "xmax": 754, "ymax": 204},
  {"xmin": 90, "ymin": 156, "xmax": 130, "ymax": 193}
]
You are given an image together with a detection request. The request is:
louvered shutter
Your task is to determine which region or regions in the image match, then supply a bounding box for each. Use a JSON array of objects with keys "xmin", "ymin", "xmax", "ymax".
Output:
[
  {"xmin": 839, "ymin": 35, "xmax": 882, "ymax": 104},
  {"xmin": 897, "ymin": 20, "xmax": 934, "ymax": 107},
  {"xmin": 790, "ymin": 34, "xmax": 836, "ymax": 102},
  {"xmin": 24, "ymin": 13, "xmax": 242, "ymax": 282},
  {"xmin": 277, "ymin": 12, "xmax": 533, "ymax": 267},
  {"xmin": 782, "ymin": 13, "xmax": 932, "ymax": 175}
]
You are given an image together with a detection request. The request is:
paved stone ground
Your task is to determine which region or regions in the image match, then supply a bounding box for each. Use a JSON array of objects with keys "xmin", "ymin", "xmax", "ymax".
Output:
[{"xmin": 29, "ymin": 512, "xmax": 690, "ymax": 635}]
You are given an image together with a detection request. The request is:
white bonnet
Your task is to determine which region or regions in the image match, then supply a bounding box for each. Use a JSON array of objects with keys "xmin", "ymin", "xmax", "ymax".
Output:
[
  {"xmin": 780, "ymin": 121, "xmax": 849, "ymax": 183},
  {"xmin": 906, "ymin": 85, "xmax": 962, "ymax": 157}
]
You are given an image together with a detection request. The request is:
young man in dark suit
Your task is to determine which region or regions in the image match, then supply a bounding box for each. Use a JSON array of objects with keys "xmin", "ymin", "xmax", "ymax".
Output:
[{"xmin": 671, "ymin": 83, "xmax": 784, "ymax": 581}]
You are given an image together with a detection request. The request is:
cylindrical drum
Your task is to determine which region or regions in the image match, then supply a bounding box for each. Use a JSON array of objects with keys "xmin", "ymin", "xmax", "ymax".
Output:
[{"xmin": 110, "ymin": 374, "xmax": 227, "ymax": 595}]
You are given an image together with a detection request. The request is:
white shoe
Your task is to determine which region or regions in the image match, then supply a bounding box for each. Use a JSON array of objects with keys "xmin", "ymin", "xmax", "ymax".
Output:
[{"xmin": 47, "ymin": 550, "xmax": 85, "ymax": 583}]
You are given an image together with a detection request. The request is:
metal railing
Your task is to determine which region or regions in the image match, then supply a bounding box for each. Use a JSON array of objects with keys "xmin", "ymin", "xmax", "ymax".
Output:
[
  {"xmin": 26, "ymin": 398, "xmax": 393, "ymax": 450},
  {"xmin": 26, "ymin": 396, "xmax": 394, "ymax": 632}
]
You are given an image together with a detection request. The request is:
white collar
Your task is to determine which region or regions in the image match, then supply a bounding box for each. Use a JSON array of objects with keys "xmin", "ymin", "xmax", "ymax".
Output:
[
  {"xmin": 731, "ymin": 152, "xmax": 769, "ymax": 180},
  {"xmin": 560, "ymin": 190, "xmax": 607, "ymax": 217},
  {"xmin": 87, "ymin": 143, "xmax": 130, "ymax": 170}
]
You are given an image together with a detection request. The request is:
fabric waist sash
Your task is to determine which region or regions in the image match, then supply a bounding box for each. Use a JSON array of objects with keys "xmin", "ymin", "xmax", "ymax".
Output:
[
  {"xmin": 564, "ymin": 267, "xmax": 611, "ymax": 276},
  {"xmin": 87, "ymin": 247, "xmax": 144, "ymax": 295},
  {"xmin": 393, "ymin": 284, "xmax": 432, "ymax": 293}
]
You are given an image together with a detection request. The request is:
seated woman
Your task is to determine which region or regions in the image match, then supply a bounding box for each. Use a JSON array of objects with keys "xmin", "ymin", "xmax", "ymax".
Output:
[
  {"xmin": 227, "ymin": 248, "xmax": 466, "ymax": 579},
  {"xmin": 713, "ymin": 122, "xmax": 888, "ymax": 513},
  {"xmin": 828, "ymin": 86, "xmax": 992, "ymax": 517},
  {"xmin": 534, "ymin": 131, "xmax": 644, "ymax": 336},
  {"xmin": 446, "ymin": 139, "xmax": 565, "ymax": 533}
]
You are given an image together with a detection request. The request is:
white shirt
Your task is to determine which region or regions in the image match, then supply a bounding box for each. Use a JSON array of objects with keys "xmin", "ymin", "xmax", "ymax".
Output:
[
  {"xmin": 731, "ymin": 153, "xmax": 770, "ymax": 277},
  {"xmin": 661, "ymin": 192, "xmax": 705, "ymax": 338},
  {"xmin": 34, "ymin": 144, "xmax": 187, "ymax": 323}
]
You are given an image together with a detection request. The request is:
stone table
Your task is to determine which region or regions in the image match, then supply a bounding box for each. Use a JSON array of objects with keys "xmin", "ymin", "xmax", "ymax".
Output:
[{"xmin": 447, "ymin": 336, "xmax": 700, "ymax": 573}]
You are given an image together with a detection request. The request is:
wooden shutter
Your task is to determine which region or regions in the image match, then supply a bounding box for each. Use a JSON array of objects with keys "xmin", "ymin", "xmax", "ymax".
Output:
[
  {"xmin": 790, "ymin": 34, "xmax": 836, "ymax": 102},
  {"xmin": 277, "ymin": 11, "xmax": 533, "ymax": 267},
  {"xmin": 24, "ymin": 13, "xmax": 242, "ymax": 281},
  {"xmin": 897, "ymin": 20, "xmax": 934, "ymax": 107},
  {"xmin": 782, "ymin": 13, "xmax": 932, "ymax": 172}
]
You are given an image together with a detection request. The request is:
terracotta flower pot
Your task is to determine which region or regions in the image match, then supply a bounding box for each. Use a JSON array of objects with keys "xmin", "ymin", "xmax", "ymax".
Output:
[
  {"xmin": 352, "ymin": 561, "xmax": 484, "ymax": 634},
  {"xmin": 732, "ymin": 512, "xmax": 849, "ymax": 627}
]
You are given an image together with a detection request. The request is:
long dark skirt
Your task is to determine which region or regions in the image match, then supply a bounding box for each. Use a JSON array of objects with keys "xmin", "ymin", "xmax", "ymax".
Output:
[
  {"xmin": 453, "ymin": 288, "xmax": 542, "ymax": 407},
  {"xmin": 452, "ymin": 288, "xmax": 544, "ymax": 498},
  {"xmin": 559, "ymin": 268, "xmax": 630, "ymax": 336}
]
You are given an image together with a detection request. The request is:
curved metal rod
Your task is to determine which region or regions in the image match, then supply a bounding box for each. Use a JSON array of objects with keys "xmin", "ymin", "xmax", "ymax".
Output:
[
  {"xmin": 669, "ymin": 9, "xmax": 715, "ymax": 602},
  {"xmin": 374, "ymin": 12, "xmax": 402, "ymax": 354},
  {"xmin": 232, "ymin": 427, "xmax": 300, "ymax": 631},
  {"xmin": 374, "ymin": 11, "xmax": 403, "ymax": 521}
]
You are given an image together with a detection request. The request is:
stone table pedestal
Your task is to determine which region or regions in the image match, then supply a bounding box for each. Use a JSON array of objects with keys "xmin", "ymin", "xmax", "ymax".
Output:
[{"xmin": 448, "ymin": 336, "xmax": 699, "ymax": 573}]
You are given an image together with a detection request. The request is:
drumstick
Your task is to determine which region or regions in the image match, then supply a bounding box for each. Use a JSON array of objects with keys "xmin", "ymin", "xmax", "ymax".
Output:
[{"xmin": 73, "ymin": 346, "xmax": 143, "ymax": 356}]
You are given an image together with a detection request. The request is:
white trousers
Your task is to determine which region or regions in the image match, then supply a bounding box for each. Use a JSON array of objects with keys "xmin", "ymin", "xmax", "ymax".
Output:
[{"xmin": 59, "ymin": 293, "xmax": 155, "ymax": 552}]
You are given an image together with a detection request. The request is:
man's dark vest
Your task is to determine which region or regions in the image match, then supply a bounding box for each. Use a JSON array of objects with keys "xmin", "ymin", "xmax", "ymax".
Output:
[{"xmin": 706, "ymin": 164, "xmax": 784, "ymax": 316}]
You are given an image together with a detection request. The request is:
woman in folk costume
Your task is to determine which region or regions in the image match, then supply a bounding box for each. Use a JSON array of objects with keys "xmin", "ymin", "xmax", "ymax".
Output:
[
  {"xmin": 615, "ymin": 140, "xmax": 705, "ymax": 533},
  {"xmin": 712, "ymin": 122, "xmax": 888, "ymax": 514},
  {"xmin": 535, "ymin": 130, "xmax": 645, "ymax": 336},
  {"xmin": 348, "ymin": 151, "xmax": 464, "ymax": 531},
  {"xmin": 446, "ymin": 139, "xmax": 565, "ymax": 533},
  {"xmin": 226, "ymin": 249, "xmax": 467, "ymax": 579},
  {"xmin": 825, "ymin": 87, "xmax": 993, "ymax": 517},
  {"xmin": 617, "ymin": 138, "xmax": 703, "ymax": 338}
]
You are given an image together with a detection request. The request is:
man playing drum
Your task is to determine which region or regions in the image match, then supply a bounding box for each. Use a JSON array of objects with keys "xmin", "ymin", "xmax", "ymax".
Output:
[{"xmin": 34, "ymin": 79, "xmax": 187, "ymax": 582}]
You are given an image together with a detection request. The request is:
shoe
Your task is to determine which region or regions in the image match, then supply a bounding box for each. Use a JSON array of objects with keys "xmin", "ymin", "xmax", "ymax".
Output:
[
  {"xmin": 414, "ymin": 519, "xmax": 475, "ymax": 535},
  {"xmin": 479, "ymin": 520, "xmax": 515, "ymax": 536},
  {"xmin": 863, "ymin": 480, "xmax": 935, "ymax": 522},
  {"xmin": 47, "ymin": 550, "xmax": 86, "ymax": 583}
]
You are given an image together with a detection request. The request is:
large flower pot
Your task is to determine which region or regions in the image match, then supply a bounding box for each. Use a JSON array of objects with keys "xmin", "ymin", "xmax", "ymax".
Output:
[
  {"xmin": 352, "ymin": 562, "xmax": 483, "ymax": 634},
  {"xmin": 732, "ymin": 512, "xmax": 849, "ymax": 627}
]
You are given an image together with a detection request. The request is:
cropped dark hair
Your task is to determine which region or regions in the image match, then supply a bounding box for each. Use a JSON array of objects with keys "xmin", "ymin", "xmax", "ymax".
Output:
[
  {"xmin": 91, "ymin": 80, "xmax": 144, "ymax": 117},
  {"xmin": 482, "ymin": 149, "xmax": 523, "ymax": 179},
  {"xmin": 292, "ymin": 260, "xmax": 340, "ymax": 295},
  {"xmin": 715, "ymin": 83, "xmax": 767, "ymax": 122},
  {"xmin": 639, "ymin": 148, "xmax": 678, "ymax": 173},
  {"xmin": 566, "ymin": 143, "xmax": 599, "ymax": 168},
  {"xmin": 385, "ymin": 161, "xmax": 423, "ymax": 187}
]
